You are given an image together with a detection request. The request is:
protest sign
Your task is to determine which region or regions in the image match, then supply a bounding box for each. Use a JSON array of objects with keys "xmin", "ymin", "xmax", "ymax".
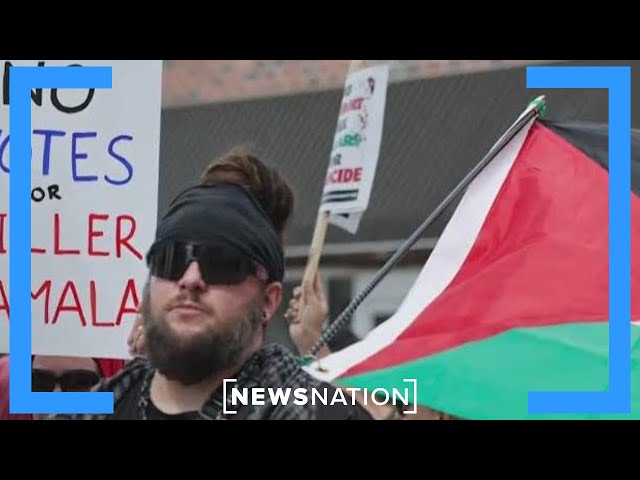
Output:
[
  {"xmin": 320, "ymin": 63, "xmax": 389, "ymax": 234},
  {"xmin": 302, "ymin": 61, "xmax": 389, "ymax": 290},
  {"xmin": 0, "ymin": 60, "xmax": 162, "ymax": 359}
]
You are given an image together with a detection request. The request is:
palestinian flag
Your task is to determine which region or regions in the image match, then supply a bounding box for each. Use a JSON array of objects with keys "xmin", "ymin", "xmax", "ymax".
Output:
[{"xmin": 304, "ymin": 116, "xmax": 640, "ymax": 420}]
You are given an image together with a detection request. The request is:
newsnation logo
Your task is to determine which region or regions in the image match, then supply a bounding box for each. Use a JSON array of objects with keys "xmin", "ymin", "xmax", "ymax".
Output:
[{"xmin": 222, "ymin": 379, "xmax": 417, "ymax": 415}]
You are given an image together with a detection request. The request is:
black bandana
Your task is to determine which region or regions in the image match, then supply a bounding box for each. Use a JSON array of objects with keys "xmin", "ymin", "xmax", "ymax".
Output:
[{"xmin": 148, "ymin": 183, "xmax": 284, "ymax": 283}]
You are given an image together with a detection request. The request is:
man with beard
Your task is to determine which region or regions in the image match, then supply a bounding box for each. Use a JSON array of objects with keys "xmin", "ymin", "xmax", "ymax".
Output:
[{"xmin": 52, "ymin": 179, "xmax": 373, "ymax": 420}]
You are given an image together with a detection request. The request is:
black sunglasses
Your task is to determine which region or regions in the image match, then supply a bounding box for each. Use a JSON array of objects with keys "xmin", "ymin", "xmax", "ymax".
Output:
[
  {"xmin": 147, "ymin": 242, "xmax": 266, "ymax": 286},
  {"xmin": 32, "ymin": 368, "xmax": 101, "ymax": 392}
]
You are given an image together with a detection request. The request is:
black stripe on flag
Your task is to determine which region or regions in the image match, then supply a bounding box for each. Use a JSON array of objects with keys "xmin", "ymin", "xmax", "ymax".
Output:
[
  {"xmin": 322, "ymin": 189, "xmax": 359, "ymax": 203},
  {"xmin": 540, "ymin": 119, "xmax": 640, "ymax": 195}
]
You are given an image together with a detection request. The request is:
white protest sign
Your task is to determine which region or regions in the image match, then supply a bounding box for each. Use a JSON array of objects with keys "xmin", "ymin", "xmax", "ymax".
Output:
[
  {"xmin": 0, "ymin": 60, "xmax": 162, "ymax": 359},
  {"xmin": 320, "ymin": 64, "xmax": 389, "ymax": 234}
]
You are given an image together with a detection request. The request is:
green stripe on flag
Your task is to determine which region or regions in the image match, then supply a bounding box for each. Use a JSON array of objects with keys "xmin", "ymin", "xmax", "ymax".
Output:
[{"xmin": 335, "ymin": 323, "xmax": 640, "ymax": 420}]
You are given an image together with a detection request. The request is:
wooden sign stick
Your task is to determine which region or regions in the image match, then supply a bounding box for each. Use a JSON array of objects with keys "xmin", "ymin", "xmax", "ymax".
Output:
[{"xmin": 301, "ymin": 60, "xmax": 370, "ymax": 289}]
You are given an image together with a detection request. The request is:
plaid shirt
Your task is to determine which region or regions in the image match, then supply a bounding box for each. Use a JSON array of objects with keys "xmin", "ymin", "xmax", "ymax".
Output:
[{"xmin": 51, "ymin": 343, "xmax": 373, "ymax": 420}]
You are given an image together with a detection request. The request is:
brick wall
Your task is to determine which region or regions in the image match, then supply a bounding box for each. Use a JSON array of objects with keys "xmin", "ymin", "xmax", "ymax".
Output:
[{"xmin": 162, "ymin": 60, "xmax": 562, "ymax": 108}]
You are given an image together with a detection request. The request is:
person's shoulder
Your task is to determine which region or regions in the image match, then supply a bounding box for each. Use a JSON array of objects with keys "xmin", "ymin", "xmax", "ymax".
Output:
[{"xmin": 105, "ymin": 356, "xmax": 149, "ymax": 385}]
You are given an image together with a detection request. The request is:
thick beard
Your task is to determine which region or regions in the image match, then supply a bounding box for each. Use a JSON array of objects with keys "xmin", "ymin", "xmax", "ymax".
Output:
[{"xmin": 142, "ymin": 287, "xmax": 263, "ymax": 386}]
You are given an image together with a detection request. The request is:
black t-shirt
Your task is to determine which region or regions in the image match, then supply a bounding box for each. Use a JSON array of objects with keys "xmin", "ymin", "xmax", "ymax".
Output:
[{"xmin": 147, "ymin": 402, "xmax": 201, "ymax": 420}]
